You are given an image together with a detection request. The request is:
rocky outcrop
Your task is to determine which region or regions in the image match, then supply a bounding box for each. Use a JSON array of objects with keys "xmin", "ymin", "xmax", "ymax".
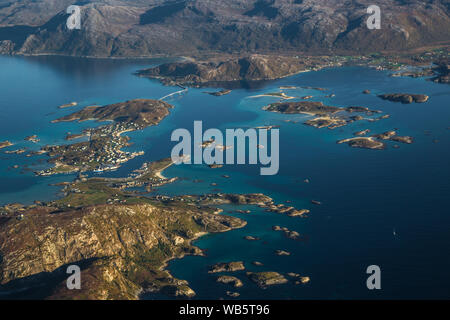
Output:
[
  {"xmin": 216, "ymin": 275, "xmax": 243, "ymax": 288},
  {"xmin": 275, "ymin": 250, "xmax": 291, "ymax": 256},
  {"xmin": 378, "ymin": 93, "xmax": 429, "ymax": 104},
  {"xmin": 203, "ymin": 193, "xmax": 272, "ymax": 206},
  {"xmin": 0, "ymin": 141, "xmax": 13, "ymax": 149},
  {"xmin": 390, "ymin": 136, "xmax": 414, "ymax": 144},
  {"xmin": 246, "ymin": 271, "xmax": 288, "ymax": 288},
  {"xmin": 208, "ymin": 261, "xmax": 245, "ymax": 274},
  {"xmin": 264, "ymin": 204, "xmax": 309, "ymax": 217},
  {"xmin": 0, "ymin": 40, "xmax": 15, "ymax": 55},
  {"xmin": 287, "ymin": 273, "xmax": 310, "ymax": 285},
  {"xmin": 137, "ymin": 55, "xmax": 310, "ymax": 86},
  {"xmin": 272, "ymin": 226, "xmax": 301, "ymax": 240},
  {"xmin": 226, "ymin": 291, "xmax": 240, "ymax": 297},
  {"xmin": 337, "ymin": 137, "xmax": 386, "ymax": 150},
  {"xmin": 372, "ymin": 131, "xmax": 397, "ymax": 140},
  {"xmin": 339, "ymin": 130, "xmax": 415, "ymax": 149},
  {"xmin": 53, "ymin": 99, "xmax": 173, "ymax": 127},
  {"xmin": 0, "ymin": 202, "xmax": 246, "ymax": 299},
  {"xmin": 354, "ymin": 129, "xmax": 371, "ymax": 136},
  {"xmin": 264, "ymin": 101, "xmax": 340, "ymax": 115},
  {"xmin": 205, "ymin": 89, "xmax": 232, "ymax": 96}
]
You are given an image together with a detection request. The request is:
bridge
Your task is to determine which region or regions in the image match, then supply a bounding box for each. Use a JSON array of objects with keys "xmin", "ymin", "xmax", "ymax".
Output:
[{"xmin": 159, "ymin": 85, "xmax": 188, "ymax": 101}]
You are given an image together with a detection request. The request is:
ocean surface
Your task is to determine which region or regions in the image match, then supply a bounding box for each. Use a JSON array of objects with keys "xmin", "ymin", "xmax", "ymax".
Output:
[{"xmin": 0, "ymin": 55, "xmax": 449, "ymax": 299}]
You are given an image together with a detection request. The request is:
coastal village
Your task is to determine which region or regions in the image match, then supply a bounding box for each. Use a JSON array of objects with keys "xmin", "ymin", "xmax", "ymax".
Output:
[{"xmin": 36, "ymin": 121, "xmax": 145, "ymax": 176}]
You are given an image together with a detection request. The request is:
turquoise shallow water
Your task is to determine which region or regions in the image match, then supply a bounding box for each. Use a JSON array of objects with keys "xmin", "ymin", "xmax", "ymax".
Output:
[{"xmin": 0, "ymin": 56, "xmax": 449, "ymax": 299}]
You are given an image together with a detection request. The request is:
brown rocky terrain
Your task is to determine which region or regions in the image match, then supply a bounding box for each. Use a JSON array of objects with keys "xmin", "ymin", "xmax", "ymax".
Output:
[
  {"xmin": 136, "ymin": 55, "xmax": 315, "ymax": 86},
  {"xmin": 216, "ymin": 275, "xmax": 243, "ymax": 288},
  {"xmin": 0, "ymin": 197, "xmax": 248, "ymax": 299},
  {"xmin": 263, "ymin": 101, "xmax": 340, "ymax": 115},
  {"xmin": 208, "ymin": 261, "xmax": 246, "ymax": 274},
  {"xmin": 246, "ymin": 271, "xmax": 288, "ymax": 287},
  {"xmin": 53, "ymin": 99, "xmax": 173, "ymax": 127},
  {"xmin": 264, "ymin": 101, "xmax": 384, "ymax": 130},
  {"xmin": 0, "ymin": 156, "xmax": 289, "ymax": 300},
  {"xmin": 0, "ymin": 0, "xmax": 449, "ymax": 57},
  {"xmin": 337, "ymin": 137, "xmax": 386, "ymax": 150},
  {"xmin": 378, "ymin": 93, "xmax": 429, "ymax": 103}
]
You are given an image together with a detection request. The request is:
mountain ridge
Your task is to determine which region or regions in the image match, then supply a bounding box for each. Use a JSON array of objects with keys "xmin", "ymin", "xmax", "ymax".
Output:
[{"xmin": 0, "ymin": 0, "xmax": 449, "ymax": 57}]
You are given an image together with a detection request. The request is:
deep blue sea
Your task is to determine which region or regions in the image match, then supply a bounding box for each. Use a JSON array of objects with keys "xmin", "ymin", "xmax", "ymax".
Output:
[{"xmin": 0, "ymin": 55, "xmax": 449, "ymax": 299}]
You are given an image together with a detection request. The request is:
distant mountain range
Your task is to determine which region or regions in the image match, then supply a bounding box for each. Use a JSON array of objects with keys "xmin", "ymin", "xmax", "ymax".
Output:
[{"xmin": 0, "ymin": 0, "xmax": 449, "ymax": 57}]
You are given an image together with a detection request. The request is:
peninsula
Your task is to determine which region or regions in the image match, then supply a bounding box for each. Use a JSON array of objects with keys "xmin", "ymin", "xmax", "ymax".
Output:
[{"xmin": 136, "ymin": 55, "xmax": 338, "ymax": 87}]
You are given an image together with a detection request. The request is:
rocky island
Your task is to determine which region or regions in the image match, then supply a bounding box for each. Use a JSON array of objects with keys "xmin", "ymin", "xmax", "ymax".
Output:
[
  {"xmin": 338, "ymin": 131, "xmax": 415, "ymax": 150},
  {"xmin": 263, "ymin": 101, "xmax": 340, "ymax": 115},
  {"xmin": 205, "ymin": 89, "xmax": 232, "ymax": 96},
  {"xmin": 246, "ymin": 272, "xmax": 288, "ymax": 288},
  {"xmin": 0, "ymin": 141, "xmax": 13, "ymax": 149},
  {"xmin": 337, "ymin": 137, "xmax": 386, "ymax": 150},
  {"xmin": 378, "ymin": 93, "xmax": 429, "ymax": 104},
  {"xmin": 208, "ymin": 262, "xmax": 245, "ymax": 274},
  {"xmin": 264, "ymin": 101, "xmax": 382, "ymax": 130},
  {"xmin": 136, "ymin": 55, "xmax": 337, "ymax": 87},
  {"xmin": 391, "ymin": 136, "xmax": 414, "ymax": 144},
  {"xmin": 58, "ymin": 102, "xmax": 78, "ymax": 109},
  {"xmin": 272, "ymin": 226, "xmax": 301, "ymax": 240},
  {"xmin": 36, "ymin": 99, "xmax": 173, "ymax": 176},
  {"xmin": 24, "ymin": 135, "xmax": 40, "ymax": 143},
  {"xmin": 53, "ymin": 99, "xmax": 172, "ymax": 125},
  {"xmin": 216, "ymin": 276, "xmax": 243, "ymax": 288}
]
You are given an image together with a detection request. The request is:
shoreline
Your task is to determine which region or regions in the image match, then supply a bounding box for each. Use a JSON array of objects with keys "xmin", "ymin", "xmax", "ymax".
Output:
[
  {"xmin": 3, "ymin": 42, "xmax": 449, "ymax": 60},
  {"xmin": 154, "ymin": 162, "xmax": 175, "ymax": 180}
]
